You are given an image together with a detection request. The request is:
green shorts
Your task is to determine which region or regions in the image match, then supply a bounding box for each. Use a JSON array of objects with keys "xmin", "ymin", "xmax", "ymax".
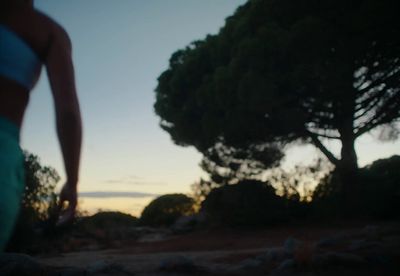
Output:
[{"xmin": 0, "ymin": 116, "xmax": 25, "ymax": 251}]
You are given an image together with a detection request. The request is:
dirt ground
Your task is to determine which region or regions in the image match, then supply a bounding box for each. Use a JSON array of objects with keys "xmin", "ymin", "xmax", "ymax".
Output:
[{"xmin": 36, "ymin": 220, "xmax": 400, "ymax": 275}]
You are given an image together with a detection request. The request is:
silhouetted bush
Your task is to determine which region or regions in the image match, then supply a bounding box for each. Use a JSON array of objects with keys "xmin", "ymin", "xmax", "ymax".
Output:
[
  {"xmin": 201, "ymin": 180, "xmax": 290, "ymax": 226},
  {"xmin": 77, "ymin": 211, "xmax": 139, "ymax": 232},
  {"xmin": 359, "ymin": 155, "xmax": 400, "ymax": 219},
  {"xmin": 310, "ymin": 171, "xmax": 345, "ymax": 218},
  {"xmin": 140, "ymin": 194, "xmax": 195, "ymax": 227},
  {"xmin": 201, "ymin": 156, "xmax": 399, "ymax": 225},
  {"xmin": 6, "ymin": 152, "xmax": 60, "ymax": 252},
  {"xmin": 311, "ymin": 155, "xmax": 400, "ymax": 219}
]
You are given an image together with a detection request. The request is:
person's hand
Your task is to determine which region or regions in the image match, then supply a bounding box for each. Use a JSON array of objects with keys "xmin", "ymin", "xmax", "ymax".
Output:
[{"xmin": 56, "ymin": 182, "xmax": 78, "ymax": 227}]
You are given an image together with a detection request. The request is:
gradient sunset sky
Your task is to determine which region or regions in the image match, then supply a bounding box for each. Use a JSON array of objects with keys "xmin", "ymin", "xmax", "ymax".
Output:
[{"xmin": 22, "ymin": 0, "xmax": 399, "ymax": 216}]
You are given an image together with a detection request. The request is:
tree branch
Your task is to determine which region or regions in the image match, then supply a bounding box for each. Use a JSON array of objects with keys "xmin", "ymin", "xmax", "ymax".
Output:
[
  {"xmin": 354, "ymin": 95, "xmax": 382, "ymax": 120},
  {"xmin": 306, "ymin": 130, "xmax": 340, "ymax": 166},
  {"xmin": 355, "ymin": 97, "xmax": 400, "ymax": 137},
  {"xmin": 357, "ymin": 67, "xmax": 400, "ymax": 96},
  {"xmin": 355, "ymin": 87, "xmax": 387, "ymax": 113},
  {"xmin": 306, "ymin": 128, "xmax": 341, "ymax": 139}
]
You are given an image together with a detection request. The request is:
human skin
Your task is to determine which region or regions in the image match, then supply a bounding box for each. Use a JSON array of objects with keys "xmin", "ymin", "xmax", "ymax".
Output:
[{"xmin": 0, "ymin": 1, "xmax": 82, "ymax": 224}]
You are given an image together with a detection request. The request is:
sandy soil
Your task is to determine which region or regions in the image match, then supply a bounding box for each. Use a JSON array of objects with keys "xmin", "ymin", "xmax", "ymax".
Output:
[{"xmin": 37, "ymin": 220, "xmax": 400, "ymax": 275}]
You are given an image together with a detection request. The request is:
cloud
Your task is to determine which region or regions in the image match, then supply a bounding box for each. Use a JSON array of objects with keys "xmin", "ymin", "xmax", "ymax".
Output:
[
  {"xmin": 79, "ymin": 191, "xmax": 158, "ymax": 198},
  {"xmin": 103, "ymin": 180, "xmax": 122, "ymax": 184},
  {"xmin": 103, "ymin": 175, "xmax": 166, "ymax": 186}
]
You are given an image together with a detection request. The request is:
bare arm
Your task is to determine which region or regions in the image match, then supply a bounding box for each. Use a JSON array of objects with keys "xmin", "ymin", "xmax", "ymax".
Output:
[{"xmin": 45, "ymin": 26, "xmax": 82, "ymax": 223}]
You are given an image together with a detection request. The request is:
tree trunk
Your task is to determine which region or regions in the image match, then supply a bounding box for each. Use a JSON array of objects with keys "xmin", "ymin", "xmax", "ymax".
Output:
[
  {"xmin": 338, "ymin": 125, "xmax": 360, "ymax": 215},
  {"xmin": 340, "ymin": 132, "xmax": 358, "ymax": 171}
]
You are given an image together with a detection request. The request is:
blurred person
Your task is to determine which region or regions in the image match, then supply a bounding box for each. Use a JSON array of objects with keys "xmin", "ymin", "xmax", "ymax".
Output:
[{"xmin": 0, "ymin": 0, "xmax": 82, "ymax": 250}]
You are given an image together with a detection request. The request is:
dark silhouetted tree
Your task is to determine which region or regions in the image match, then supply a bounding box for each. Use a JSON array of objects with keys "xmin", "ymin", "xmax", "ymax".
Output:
[{"xmin": 155, "ymin": 0, "xmax": 400, "ymax": 202}]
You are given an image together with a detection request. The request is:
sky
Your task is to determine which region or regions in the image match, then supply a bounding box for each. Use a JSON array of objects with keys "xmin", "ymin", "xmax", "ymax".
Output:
[{"xmin": 23, "ymin": 0, "xmax": 399, "ymax": 216}]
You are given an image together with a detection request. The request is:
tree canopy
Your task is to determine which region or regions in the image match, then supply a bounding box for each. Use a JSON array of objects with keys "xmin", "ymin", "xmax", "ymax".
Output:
[{"xmin": 155, "ymin": 0, "xmax": 400, "ymax": 186}]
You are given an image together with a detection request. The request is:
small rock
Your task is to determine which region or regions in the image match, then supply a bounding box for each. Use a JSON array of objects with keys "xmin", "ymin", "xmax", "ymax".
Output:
[
  {"xmin": 159, "ymin": 255, "xmax": 197, "ymax": 272},
  {"xmin": 284, "ymin": 237, "xmax": 303, "ymax": 254},
  {"xmin": 316, "ymin": 234, "xmax": 346, "ymax": 248},
  {"xmin": 260, "ymin": 247, "xmax": 290, "ymax": 263},
  {"xmin": 276, "ymin": 258, "xmax": 296, "ymax": 271},
  {"xmin": 255, "ymin": 253, "xmax": 269, "ymax": 262}
]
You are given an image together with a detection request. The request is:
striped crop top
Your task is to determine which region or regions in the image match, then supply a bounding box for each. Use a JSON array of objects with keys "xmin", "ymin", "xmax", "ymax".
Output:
[{"xmin": 0, "ymin": 24, "xmax": 41, "ymax": 90}]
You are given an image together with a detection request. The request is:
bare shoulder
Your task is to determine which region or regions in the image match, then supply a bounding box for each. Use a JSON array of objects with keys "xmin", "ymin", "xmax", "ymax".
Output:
[{"xmin": 34, "ymin": 9, "xmax": 72, "ymax": 51}]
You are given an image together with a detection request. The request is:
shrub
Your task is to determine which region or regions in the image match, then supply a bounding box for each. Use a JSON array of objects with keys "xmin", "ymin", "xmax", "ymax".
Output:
[
  {"xmin": 140, "ymin": 194, "xmax": 195, "ymax": 227},
  {"xmin": 77, "ymin": 211, "xmax": 139, "ymax": 231},
  {"xmin": 6, "ymin": 152, "xmax": 60, "ymax": 252},
  {"xmin": 359, "ymin": 155, "xmax": 400, "ymax": 218},
  {"xmin": 201, "ymin": 180, "xmax": 289, "ymax": 226},
  {"xmin": 311, "ymin": 155, "xmax": 400, "ymax": 219}
]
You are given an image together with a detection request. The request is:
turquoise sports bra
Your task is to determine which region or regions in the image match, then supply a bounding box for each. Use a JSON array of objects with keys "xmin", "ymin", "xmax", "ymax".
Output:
[{"xmin": 0, "ymin": 24, "xmax": 41, "ymax": 90}]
